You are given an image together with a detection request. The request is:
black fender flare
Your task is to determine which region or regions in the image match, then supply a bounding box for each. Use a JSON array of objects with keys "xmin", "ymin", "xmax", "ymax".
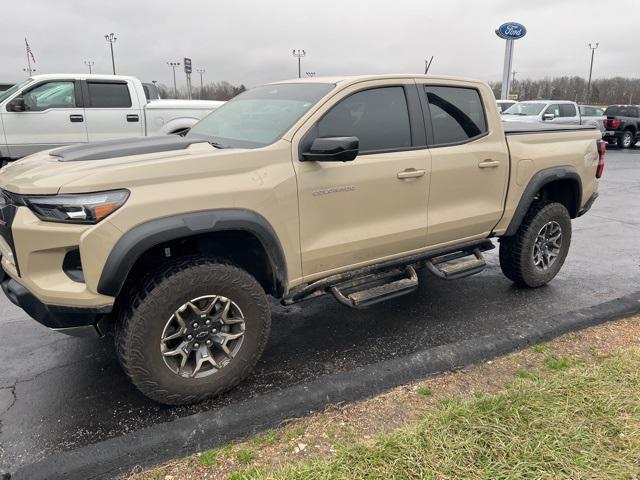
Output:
[
  {"xmin": 504, "ymin": 166, "xmax": 582, "ymax": 237},
  {"xmin": 97, "ymin": 209, "xmax": 288, "ymax": 297}
]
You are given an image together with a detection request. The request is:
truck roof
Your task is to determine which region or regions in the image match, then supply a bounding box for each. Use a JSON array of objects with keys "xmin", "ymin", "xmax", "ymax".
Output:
[
  {"xmin": 518, "ymin": 100, "xmax": 577, "ymax": 104},
  {"xmin": 272, "ymin": 74, "xmax": 487, "ymax": 87},
  {"xmin": 27, "ymin": 73, "xmax": 140, "ymax": 82}
]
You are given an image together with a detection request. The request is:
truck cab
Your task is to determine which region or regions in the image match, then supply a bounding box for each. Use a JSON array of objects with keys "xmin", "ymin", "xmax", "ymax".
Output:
[{"xmin": 501, "ymin": 100, "xmax": 581, "ymax": 125}]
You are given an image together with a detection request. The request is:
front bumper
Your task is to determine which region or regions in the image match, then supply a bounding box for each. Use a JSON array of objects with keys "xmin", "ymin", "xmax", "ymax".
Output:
[{"xmin": 0, "ymin": 270, "xmax": 111, "ymax": 337}]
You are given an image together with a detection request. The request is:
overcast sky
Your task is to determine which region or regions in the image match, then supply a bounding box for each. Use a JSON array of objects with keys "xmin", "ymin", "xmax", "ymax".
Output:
[{"xmin": 3, "ymin": 0, "xmax": 638, "ymax": 89}]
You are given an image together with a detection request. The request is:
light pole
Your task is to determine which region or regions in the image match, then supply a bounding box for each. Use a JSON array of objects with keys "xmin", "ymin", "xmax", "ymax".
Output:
[
  {"xmin": 196, "ymin": 68, "xmax": 205, "ymax": 99},
  {"xmin": 586, "ymin": 42, "xmax": 599, "ymax": 104},
  {"xmin": 23, "ymin": 67, "xmax": 36, "ymax": 76},
  {"xmin": 84, "ymin": 60, "xmax": 95, "ymax": 74},
  {"xmin": 104, "ymin": 33, "xmax": 117, "ymax": 74},
  {"xmin": 305, "ymin": 71, "xmax": 316, "ymax": 77},
  {"xmin": 292, "ymin": 49, "xmax": 306, "ymax": 78},
  {"xmin": 167, "ymin": 62, "xmax": 180, "ymax": 98}
]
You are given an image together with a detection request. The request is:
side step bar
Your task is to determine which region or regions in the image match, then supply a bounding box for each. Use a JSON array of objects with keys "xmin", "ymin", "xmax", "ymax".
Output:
[
  {"xmin": 425, "ymin": 248, "xmax": 486, "ymax": 280},
  {"xmin": 331, "ymin": 266, "xmax": 418, "ymax": 309},
  {"xmin": 282, "ymin": 239, "xmax": 494, "ymax": 308}
]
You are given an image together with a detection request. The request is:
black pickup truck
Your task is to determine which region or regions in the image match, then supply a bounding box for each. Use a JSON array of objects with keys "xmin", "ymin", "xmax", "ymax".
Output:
[{"xmin": 603, "ymin": 105, "xmax": 640, "ymax": 148}]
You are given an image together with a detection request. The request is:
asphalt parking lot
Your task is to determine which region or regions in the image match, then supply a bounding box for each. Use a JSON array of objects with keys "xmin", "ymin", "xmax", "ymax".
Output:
[{"xmin": 1, "ymin": 148, "xmax": 639, "ymax": 475}]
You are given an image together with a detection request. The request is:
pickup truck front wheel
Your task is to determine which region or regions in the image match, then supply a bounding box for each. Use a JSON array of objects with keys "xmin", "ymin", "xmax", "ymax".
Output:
[
  {"xmin": 499, "ymin": 202, "xmax": 572, "ymax": 288},
  {"xmin": 115, "ymin": 257, "xmax": 271, "ymax": 405}
]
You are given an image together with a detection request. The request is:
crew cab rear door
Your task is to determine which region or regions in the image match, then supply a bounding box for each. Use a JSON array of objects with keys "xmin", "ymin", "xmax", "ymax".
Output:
[
  {"xmin": 292, "ymin": 80, "xmax": 430, "ymax": 278},
  {"xmin": 417, "ymin": 82, "xmax": 509, "ymax": 246},
  {"xmin": 81, "ymin": 79, "xmax": 144, "ymax": 141}
]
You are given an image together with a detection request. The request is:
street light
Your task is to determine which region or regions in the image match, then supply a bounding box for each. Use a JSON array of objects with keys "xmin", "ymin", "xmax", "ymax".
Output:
[
  {"xmin": 586, "ymin": 42, "xmax": 599, "ymax": 104},
  {"xmin": 22, "ymin": 67, "xmax": 36, "ymax": 76},
  {"xmin": 196, "ymin": 68, "xmax": 206, "ymax": 99},
  {"xmin": 292, "ymin": 49, "xmax": 306, "ymax": 79},
  {"xmin": 305, "ymin": 71, "xmax": 316, "ymax": 77},
  {"xmin": 167, "ymin": 62, "xmax": 181, "ymax": 98},
  {"xmin": 104, "ymin": 33, "xmax": 117, "ymax": 74},
  {"xmin": 84, "ymin": 60, "xmax": 95, "ymax": 74}
]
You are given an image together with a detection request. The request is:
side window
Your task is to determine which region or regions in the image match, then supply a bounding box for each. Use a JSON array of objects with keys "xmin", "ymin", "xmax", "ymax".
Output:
[
  {"xmin": 545, "ymin": 104, "xmax": 560, "ymax": 117},
  {"xmin": 317, "ymin": 87, "xmax": 411, "ymax": 152},
  {"xmin": 632, "ymin": 107, "xmax": 640, "ymax": 118},
  {"xmin": 87, "ymin": 82, "xmax": 132, "ymax": 108},
  {"xmin": 559, "ymin": 104, "xmax": 577, "ymax": 117},
  {"xmin": 22, "ymin": 81, "xmax": 77, "ymax": 111},
  {"xmin": 425, "ymin": 86, "xmax": 487, "ymax": 145}
]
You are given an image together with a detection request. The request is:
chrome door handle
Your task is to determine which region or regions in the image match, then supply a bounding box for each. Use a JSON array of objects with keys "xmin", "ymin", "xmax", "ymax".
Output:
[
  {"xmin": 397, "ymin": 168, "xmax": 426, "ymax": 179},
  {"xmin": 478, "ymin": 159, "xmax": 500, "ymax": 168}
]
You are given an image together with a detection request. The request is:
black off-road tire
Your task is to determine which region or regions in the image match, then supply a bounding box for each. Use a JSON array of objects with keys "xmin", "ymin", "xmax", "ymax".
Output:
[
  {"xmin": 617, "ymin": 130, "xmax": 636, "ymax": 149},
  {"xmin": 499, "ymin": 201, "xmax": 572, "ymax": 288},
  {"xmin": 115, "ymin": 257, "xmax": 271, "ymax": 405}
]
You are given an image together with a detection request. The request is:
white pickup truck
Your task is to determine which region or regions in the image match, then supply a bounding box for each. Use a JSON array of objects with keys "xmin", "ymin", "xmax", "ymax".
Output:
[
  {"xmin": 501, "ymin": 100, "xmax": 604, "ymax": 134},
  {"xmin": 0, "ymin": 74, "xmax": 224, "ymax": 161}
]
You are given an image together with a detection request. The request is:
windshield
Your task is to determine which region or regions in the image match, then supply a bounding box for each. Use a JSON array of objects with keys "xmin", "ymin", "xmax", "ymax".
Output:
[
  {"xmin": 0, "ymin": 79, "xmax": 32, "ymax": 104},
  {"xmin": 187, "ymin": 83, "xmax": 335, "ymax": 148},
  {"xmin": 502, "ymin": 102, "xmax": 546, "ymax": 116}
]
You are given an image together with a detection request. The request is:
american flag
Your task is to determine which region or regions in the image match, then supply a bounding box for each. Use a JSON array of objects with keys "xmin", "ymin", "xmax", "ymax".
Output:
[{"xmin": 25, "ymin": 38, "xmax": 36, "ymax": 63}]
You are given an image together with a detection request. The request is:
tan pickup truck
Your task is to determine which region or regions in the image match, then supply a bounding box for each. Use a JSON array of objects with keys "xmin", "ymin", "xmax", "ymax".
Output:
[{"xmin": 0, "ymin": 75, "xmax": 605, "ymax": 405}]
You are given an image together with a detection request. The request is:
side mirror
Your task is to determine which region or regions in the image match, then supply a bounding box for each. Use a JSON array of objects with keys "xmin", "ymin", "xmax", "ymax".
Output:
[
  {"xmin": 542, "ymin": 113, "xmax": 555, "ymax": 121},
  {"xmin": 7, "ymin": 98, "xmax": 25, "ymax": 112},
  {"xmin": 303, "ymin": 136, "xmax": 359, "ymax": 162}
]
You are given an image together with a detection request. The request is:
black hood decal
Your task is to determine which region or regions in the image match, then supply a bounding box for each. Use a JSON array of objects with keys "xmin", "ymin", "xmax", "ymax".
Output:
[{"xmin": 50, "ymin": 136, "xmax": 206, "ymax": 162}]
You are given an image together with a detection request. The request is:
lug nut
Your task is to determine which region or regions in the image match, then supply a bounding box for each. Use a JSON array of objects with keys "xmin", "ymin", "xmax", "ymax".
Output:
[
  {"xmin": 187, "ymin": 335, "xmax": 193, "ymax": 340},
  {"xmin": 205, "ymin": 320, "xmax": 211, "ymax": 325},
  {"xmin": 193, "ymin": 322, "xmax": 199, "ymax": 328},
  {"xmin": 212, "ymin": 329, "xmax": 217, "ymax": 333},
  {"xmin": 206, "ymin": 339, "xmax": 212, "ymax": 346},
  {"xmin": 193, "ymin": 342, "xmax": 200, "ymax": 349}
]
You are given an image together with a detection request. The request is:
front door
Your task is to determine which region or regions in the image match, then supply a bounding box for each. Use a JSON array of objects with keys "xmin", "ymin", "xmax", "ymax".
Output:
[
  {"xmin": 293, "ymin": 83, "xmax": 430, "ymax": 278},
  {"xmin": 418, "ymin": 83, "xmax": 509, "ymax": 246},
  {"xmin": 2, "ymin": 80, "xmax": 87, "ymax": 158}
]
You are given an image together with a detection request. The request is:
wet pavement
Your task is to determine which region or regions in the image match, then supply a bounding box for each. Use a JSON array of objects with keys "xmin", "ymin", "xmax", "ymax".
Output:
[{"xmin": 1, "ymin": 148, "xmax": 639, "ymax": 472}]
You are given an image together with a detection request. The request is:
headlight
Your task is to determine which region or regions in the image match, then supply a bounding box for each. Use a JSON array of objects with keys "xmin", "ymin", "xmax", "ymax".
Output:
[{"xmin": 21, "ymin": 190, "xmax": 129, "ymax": 224}]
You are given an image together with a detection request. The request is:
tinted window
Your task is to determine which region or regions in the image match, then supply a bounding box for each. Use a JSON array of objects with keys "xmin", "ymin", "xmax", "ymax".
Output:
[
  {"xmin": 559, "ymin": 104, "xmax": 577, "ymax": 117},
  {"xmin": 87, "ymin": 82, "xmax": 132, "ymax": 108},
  {"xmin": 23, "ymin": 81, "xmax": 76, "ymax": 111},
  {"xmin": 605, "ymin": 106, "xmax": 639, "ymax": 117},
  {"xmin": 426, "ymin": 86, "xmax": 487, "ymax": 145},
  {"xmin": 317, "ymin": 87, "xmax": 411, "ymax": 152}
]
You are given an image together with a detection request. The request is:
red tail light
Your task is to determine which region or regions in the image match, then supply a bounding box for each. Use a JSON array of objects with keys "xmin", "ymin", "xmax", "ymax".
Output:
[
  {"xmin": 596, "ymin": 140, "xmax": 606, "ymax": 178},
  {"xmin": 606, "ymin": 118, "xmax": 621, "ymax": 129}
]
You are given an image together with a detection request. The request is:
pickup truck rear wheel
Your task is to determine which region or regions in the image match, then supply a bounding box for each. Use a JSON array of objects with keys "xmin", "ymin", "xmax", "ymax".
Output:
[
  {"xmin": 499, "ymin": 201, "xmax": 572, "ymax": 288},
  {"xmin": 115, "ymin": 257, "xmax": 271, "ymax": 405},
  {"xmin": 618, "ymin": 130, "xmax": 636, "ymax": 149}
]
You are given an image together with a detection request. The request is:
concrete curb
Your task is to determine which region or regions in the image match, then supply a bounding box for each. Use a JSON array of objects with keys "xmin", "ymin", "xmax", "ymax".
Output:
[{"xmin": 11, "ymin": 291, "xmax": 640, "ymax": 480}]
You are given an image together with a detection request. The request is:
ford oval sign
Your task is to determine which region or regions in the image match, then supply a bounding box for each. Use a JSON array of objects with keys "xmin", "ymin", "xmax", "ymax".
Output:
[{"xmin": 496, "ymin": 22, "xmax": 527, "ymax": 40}]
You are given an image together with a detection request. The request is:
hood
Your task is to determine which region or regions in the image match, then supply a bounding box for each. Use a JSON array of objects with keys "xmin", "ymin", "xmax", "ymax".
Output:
[
  {"xmin": 501, "ymin": 115, "xmax": 540, "ymax": 123},
  {"xmin": 0, "ymin": 136, "xmax": 231, "ymax": 195}
]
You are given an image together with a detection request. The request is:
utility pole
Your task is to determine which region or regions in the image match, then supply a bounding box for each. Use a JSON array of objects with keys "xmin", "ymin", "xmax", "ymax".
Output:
[
  {"xmin": 292, "ymin": 49, "xmax": 306, "ymax": 78},
  {"xmin": 196, "ymin": 68, "xmax": 205, "ymax": 99},
  {"xmin": 104, "ymin": 33, "xmax": 117, "ymax": 74},
  {"xmin": 424, "ymin": 56, "xmax": 434, "ymax": 74},
  {"xmin": 586, "ymin": 42, "xmax": 599, "ymax": 104},
  {"xmin": 84, "ymin": 60, "xmax": 95, "ymax": 74},
  {"xmin": 167, "ymin": 62, "xmax": 180, "ymax": 97}
]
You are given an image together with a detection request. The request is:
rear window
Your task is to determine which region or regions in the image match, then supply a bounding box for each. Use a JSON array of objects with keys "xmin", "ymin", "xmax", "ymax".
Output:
[
  {"xmin": 87, "ymin": 82, "xmax": 132, "ymax": 108},
  {"xmin": 425, "ymin": 86, "xmax": 487, "ymax": 145},
  {"xmin": 605, "ymin": 106, "xmax": 639, "ymax": 117}
]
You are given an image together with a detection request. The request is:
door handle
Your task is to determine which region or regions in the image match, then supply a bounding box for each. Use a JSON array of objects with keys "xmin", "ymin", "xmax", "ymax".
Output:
[
  {"xmin": 478, "ymin": 159, "xmax": 500, "ymax": 168},
  {"xmin": 397, "ymin": 168, "xmax": 426, "ymax": 179},
  {"xmin": 126, "ymin": 114, "xmax": 140, "ymax": 122},
  {"xmin": 69, "ymin": 114, "xmax": 84, "ymax": 123}
]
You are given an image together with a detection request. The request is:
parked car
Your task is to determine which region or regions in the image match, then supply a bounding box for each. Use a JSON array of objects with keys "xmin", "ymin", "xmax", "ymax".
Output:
[
  {"xmin": 502, "ymin": 100, "xmax": 603, "ymax": 132},
  {"xmin": 496, "ymin": 99, "xmax": 517, "ymax": 113},
  {"xmin": 0, "ymin": 74, "xmax": 225, "ymax": 161},
  {"xmin": 579, "ymin": 105, "xmax": 606, "ymax": 134},
  {"xmin": 602, "ymin": 105, "xmax": 640, "ymax": 148},
  {"xmin": 0, "ymin": 74, "xmax": 604, "ymax": 405}
]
